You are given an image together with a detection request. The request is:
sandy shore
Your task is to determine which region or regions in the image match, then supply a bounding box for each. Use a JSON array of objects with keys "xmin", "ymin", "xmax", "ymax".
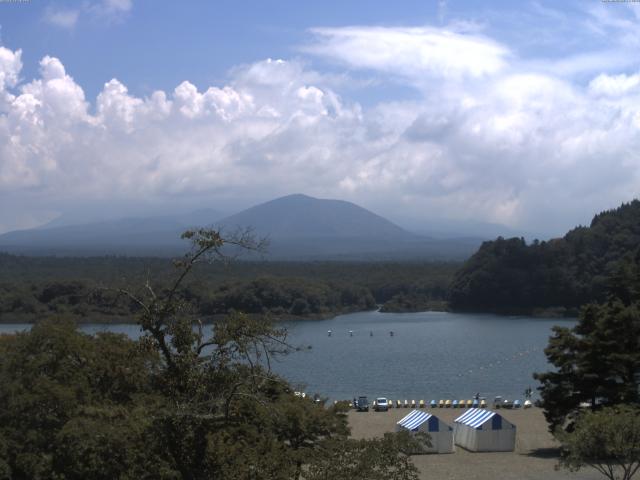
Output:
[{"xmin": 348, "ymin": 407, "xmax": 601, "ymax": 480}]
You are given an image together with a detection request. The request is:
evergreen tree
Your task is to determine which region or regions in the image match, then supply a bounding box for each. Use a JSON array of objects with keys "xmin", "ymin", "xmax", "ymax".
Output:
[{"xmin": 534, "ymin": 256, "xmax": 640, "ymax": 431}]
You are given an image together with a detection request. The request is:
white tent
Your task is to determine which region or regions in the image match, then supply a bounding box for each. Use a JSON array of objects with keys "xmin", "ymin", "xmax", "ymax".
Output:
[
  {"xmin": 396, "ymin": 410, "xmax": 454, "ymax": 454},
  {"xmin": 453, "ymin": 408, "xmax": 516, "ymax": 452}
]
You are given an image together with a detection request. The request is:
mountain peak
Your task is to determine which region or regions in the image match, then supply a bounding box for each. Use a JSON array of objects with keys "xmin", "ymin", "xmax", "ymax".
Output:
[{"xmin": 219, "ymin": 194, "xmax": 409, "ymax": 239}]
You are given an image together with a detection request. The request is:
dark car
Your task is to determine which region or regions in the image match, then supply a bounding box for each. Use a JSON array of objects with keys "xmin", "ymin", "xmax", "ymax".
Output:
[{"xmin": 356, "ymin": 396, "xmax": 369, "ymax": 411}]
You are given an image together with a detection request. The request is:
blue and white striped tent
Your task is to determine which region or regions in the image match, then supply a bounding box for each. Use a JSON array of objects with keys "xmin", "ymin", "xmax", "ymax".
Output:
[
  {"xmin": 453, "ymin": 408, "xmax": 516, "ymax": 452},
  {"xmin": 396, "ymin": 410, "xmax": 454, "ymax": 453}
]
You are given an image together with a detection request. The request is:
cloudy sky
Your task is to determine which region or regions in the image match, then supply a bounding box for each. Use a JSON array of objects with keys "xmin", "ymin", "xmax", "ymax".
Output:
[{"xmin": 1, "ymin": 0, "xmax": 639, "ymax": 237}]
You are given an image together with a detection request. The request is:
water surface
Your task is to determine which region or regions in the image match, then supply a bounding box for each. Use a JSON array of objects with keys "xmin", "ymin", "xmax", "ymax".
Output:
[{"xmin": 0, "ymin": 311, "xmax": 572, "ymax": 402}]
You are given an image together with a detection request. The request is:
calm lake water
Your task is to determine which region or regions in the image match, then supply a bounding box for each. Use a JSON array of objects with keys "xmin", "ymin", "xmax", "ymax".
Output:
[{"xmin": 0, "ymin": 311, "xmax": 573, "ymax": 402}]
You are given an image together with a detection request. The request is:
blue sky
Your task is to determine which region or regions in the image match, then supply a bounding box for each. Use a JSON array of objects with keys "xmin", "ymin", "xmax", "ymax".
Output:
[{"xmin": 1, "ymin": 0, "xmax": 640, "ymax": 236}]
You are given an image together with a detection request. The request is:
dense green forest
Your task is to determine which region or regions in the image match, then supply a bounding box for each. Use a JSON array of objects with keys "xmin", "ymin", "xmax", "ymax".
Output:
[
  {"xmin": 0, "ymin": 254, "xmax": 457, "ymax": 323},
  {"xmin": 449, "ymin": 200, "xmax": 640, "ymax": 315}
]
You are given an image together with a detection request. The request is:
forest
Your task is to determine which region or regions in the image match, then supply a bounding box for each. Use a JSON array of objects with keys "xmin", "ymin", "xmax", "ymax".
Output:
[
  {"xmin": 448, "ymin": 200, "xmax": 640, "ymax": 315},
  {"xmin": 0, "ymin": 254, "xmax": 457, "ymax": 323}
]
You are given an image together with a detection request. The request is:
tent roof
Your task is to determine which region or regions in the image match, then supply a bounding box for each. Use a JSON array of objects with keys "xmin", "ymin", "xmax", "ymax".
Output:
[
  {"xmin": 397, "ymin": 410, "xmax": 432, "ymax": 430},
  {"xmin": 454, "ymin": 408, "xmax": 499, "ymax": 428}
]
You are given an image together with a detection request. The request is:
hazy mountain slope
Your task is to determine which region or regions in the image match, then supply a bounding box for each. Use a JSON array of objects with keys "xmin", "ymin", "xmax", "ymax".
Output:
[
  {"xmin": 0, "ymin": 195, "xmax": 481, "ymax": 259},
  {"xmin": 218, "ymin": 194, "xmax": 412, "ymax": 239},
  {"xmin": 0, "ymin": 210, "xmax": 222, "ymax": 256},
  {"xmin": 212, "ymin": 194, "xmax": 480, "ymax": 260}
]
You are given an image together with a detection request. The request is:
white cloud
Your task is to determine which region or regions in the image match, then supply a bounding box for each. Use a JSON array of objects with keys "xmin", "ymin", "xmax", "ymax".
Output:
[
  {"xmin": 0, "ymin": 47, "xmax": 21, "ymax": 92},
  {"xmin": 590, "ymin": 72, "xmax": 640, "ymax": 97},
  {"xmin": 44, "ymin": 8, "xmax": 80, "ymax": 29},
  {"xmin": 303, "ymin": 26, "xmax": 510, "ymax": 82},
  {"xmin": 1, "ymin": 36, "xmax": 640, "ymax": 236}
]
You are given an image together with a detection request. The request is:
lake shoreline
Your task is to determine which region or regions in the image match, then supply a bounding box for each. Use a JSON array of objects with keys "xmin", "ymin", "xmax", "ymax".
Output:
[{"xmin": 0, "ymin": 305, "xmax": 579, "ymax": 324}]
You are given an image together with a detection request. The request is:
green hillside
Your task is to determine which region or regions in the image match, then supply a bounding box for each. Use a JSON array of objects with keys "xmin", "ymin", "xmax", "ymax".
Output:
[{"xmin": 448, "ymin": 200, "xmax": 640, "ymax": 314}]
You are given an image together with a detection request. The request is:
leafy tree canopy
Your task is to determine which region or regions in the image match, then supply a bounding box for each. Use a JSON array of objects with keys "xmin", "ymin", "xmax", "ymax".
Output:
[
  {"xmin": 534, "ymin": 257, "xmax": 640, "ymax": 432},
  {"xmin": 556, "ymin": 405, "xmax": 640, "ymax": 480},
  {"xmin": 449, "ymin": 200, "xmax": 640, "ymax": 314}
]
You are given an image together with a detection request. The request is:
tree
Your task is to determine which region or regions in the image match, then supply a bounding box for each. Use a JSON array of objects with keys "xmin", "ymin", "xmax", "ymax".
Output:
[
  {"xmin": 305, "ymin": 431, "xmax": 423, "ymax": 480},
  {"xmin": 0, "ymin": 228, "xmax": 421, "ymax": 479},
  {"xmin": 534, "ymin": 258, "xmax": 640, "ymax": 432},
  {"xmin": 0, "ymin": 318, "xmax": 163, "ymax": 479},
  {"xmin": 556, "ymin": 405, "xmax": 640, "ymax": 480}
]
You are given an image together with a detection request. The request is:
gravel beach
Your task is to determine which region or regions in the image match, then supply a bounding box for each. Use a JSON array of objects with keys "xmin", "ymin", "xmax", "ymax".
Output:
[{"xmin": 348, "ymin": 406, "xmax": 602, "ymax": 480}]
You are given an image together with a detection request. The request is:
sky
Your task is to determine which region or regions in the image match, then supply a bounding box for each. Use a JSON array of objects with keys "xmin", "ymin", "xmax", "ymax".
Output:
[{"xmin": 1, "ymin": 0, "xmax": 640, "ymax": 237}]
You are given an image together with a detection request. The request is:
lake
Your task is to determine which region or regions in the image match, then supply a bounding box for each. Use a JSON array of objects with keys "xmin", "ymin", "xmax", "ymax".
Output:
[{"xmin": 0, "ymin": 310, "xmax": 573, "ymax": 402}]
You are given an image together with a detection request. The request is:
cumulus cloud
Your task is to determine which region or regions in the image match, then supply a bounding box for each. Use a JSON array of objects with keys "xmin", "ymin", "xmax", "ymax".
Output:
[
  {"xmin": 590, "ymin": 72, "xmax": 640, "ymax": 97},
  {"xmin": 0, "ymin": 47, "xmax": 21, "ymax": 92},
  {"xmin": 1, "ymin": 21, "xmax": 640, "ymax": 236}
]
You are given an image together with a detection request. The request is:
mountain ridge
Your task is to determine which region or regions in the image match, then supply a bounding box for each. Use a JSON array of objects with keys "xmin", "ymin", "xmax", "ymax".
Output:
[{"xmin": 0, "ymin": 194, "xmax": 480, "ymax": 260}]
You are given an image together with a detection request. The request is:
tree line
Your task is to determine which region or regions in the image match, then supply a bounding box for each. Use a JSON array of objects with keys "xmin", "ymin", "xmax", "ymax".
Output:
[
  {"xmin": 0, "ymin": 255, "xmax": 457, "ymax": 323},
  {"xmin": 449, "ymin": 200, "xmax": 640, "ymax": 315}
]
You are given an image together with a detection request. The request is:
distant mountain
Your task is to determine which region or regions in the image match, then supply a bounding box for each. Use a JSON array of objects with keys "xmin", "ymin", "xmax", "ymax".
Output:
[
  {"xmin": 0, "ymin": 209, "xmax": 222, "ymax": 256},
  {"xmin": 448, "ymin": 200, "xmax": 640, "ymax": 314},
  {"xmin": 218, "ymin": 194, "xmax": 410, "ymax": 239},
  {"xmin": 0, "ymin": 195, "xmax": 481, "ymax": 259},
  {"xmin": 215, "ymin": 194, "xmax": 479, "ymax": 260}
]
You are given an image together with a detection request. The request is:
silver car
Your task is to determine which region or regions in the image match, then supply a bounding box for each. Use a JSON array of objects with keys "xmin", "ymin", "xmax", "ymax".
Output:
[{"xmin": 375, "ymin": 397, "xmax": 388, "ymax": 411}]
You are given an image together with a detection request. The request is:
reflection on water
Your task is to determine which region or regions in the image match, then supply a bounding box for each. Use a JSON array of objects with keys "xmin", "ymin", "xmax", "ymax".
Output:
[{"xmin": 0, "ymin": 311, "xmax": 573, "ymax": 401}]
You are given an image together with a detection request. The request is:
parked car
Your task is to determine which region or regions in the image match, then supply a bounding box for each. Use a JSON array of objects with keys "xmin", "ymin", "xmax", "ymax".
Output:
[
  {"xmin": 375, "ymin": 397, "xmax": 388, "ymax": 411},
  {"xmin": 356, "ymin": 396, "xmax": 369, "ymax": 411}
]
